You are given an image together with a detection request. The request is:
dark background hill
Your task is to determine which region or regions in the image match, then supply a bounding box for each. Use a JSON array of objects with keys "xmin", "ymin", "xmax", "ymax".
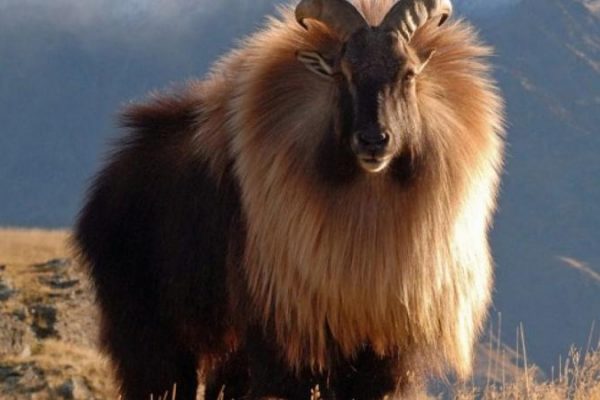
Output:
[{"xmin": 0, "ymin": 0, "xmax": 598, "ymax": 374}]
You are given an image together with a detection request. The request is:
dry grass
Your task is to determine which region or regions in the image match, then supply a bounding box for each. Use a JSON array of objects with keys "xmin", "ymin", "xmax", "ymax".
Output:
[
  {"xmin": 450, "ymin": 316, "xmax": 600, "ymax": 400},
  {"xmin": 455, "ymin": 346, "xmax": 600, "ymax": 399},
  {"xmin": 558, "ymin": 256, "xmax": 600, "ymax": 286},
  {"xmin": 0, "ymin": 227, "xmax": 71, "ymax": 265}
]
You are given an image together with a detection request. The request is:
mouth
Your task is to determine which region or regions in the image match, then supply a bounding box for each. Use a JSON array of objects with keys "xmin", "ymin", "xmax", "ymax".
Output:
[{"xmin": 358, "ymin": 155, "xmax": 392, "ymax": 173}]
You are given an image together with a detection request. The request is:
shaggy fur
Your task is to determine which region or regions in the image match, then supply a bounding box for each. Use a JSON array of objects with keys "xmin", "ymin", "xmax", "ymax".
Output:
[{"xmin": 74, "ymin": 1, "xmax": 505, "ymax": 399}]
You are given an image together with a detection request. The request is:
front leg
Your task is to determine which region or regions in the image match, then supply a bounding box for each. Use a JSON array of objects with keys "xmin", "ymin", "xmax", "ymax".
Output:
[
  {"xmin": 244, "ymin": 326, "xmax": 332, "ymax": 400},
  {"xmin": 331, "ymin": 346, "xmax": 422, "ymax": 400},
  {"xmin": 204, "ymin": 350, "xmax": 250, "ymax": 400}
]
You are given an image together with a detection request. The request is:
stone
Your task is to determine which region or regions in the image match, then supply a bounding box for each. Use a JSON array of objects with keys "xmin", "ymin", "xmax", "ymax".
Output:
[
  {"xmin": 55, "ymin": 377, "xmax": 94, "ymax": 399},
  {"xmin": 29, "ymin": 305, "xmax": 58, "ymax": 339},
  {"xmin": 33, "ymin": 259, "xmax": 70, "ymax": 272},
  {"xmin": 38, "ymin": 275, "xmax": 79, "ymax": 290},
  {"xmin": 0, "ymin": 364, "xmax": 22, "ymax": 383},
  {"xmin": 55, "ymin": 379, "xmax": 74, "ymax": 399},
  {"xmin": 0, "ymin": 281, "xmax": 14, "ymax": 301},
  {"xmin": 12, "ymin": 308, "xmax": 26, "ymax": 321},
  {"xmin": 0, "ymin": 363, "xmax": 47, "ymax": 396}
]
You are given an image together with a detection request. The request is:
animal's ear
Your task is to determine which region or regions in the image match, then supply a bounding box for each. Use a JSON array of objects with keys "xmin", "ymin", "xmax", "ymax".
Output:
[
  {"xmin": 416, "ymin": 48, "xmax": 436, "ymax": 74},
  {"xmin": 297, "ymin": 51, "xmax": 336, "ymax": 79}
]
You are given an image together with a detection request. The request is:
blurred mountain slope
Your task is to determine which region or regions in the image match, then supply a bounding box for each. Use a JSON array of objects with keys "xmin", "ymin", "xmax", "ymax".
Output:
[{"xmin": 476, "ymin": 0, "xmax": 600, "ymax": 371}]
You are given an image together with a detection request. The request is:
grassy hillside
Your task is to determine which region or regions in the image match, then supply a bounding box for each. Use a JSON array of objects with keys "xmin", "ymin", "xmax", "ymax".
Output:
[{"xmin": 0, "ymin": 228, "xmax": 116, "ymax": 399}]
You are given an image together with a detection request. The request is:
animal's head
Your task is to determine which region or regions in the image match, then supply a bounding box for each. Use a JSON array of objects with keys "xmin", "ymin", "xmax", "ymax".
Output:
[{"xmin": 296, "ymin": 0, "xmax": 452, "ymax": 173}]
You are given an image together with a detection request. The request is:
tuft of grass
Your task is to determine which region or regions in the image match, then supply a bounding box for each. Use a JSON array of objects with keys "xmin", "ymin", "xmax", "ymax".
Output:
[
  {"xmin": 451, "ymin": 317, "xmax": 600, "ymax": 400},
  {"xmin": 456, "ymin": 345, "xmax": 600, "ymax": 399}
]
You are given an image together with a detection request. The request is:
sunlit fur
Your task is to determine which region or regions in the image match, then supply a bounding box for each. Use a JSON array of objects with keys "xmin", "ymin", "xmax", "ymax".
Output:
[{"xmin": 191, "ymin": 0, "xmax": 505, "ymax": 380}]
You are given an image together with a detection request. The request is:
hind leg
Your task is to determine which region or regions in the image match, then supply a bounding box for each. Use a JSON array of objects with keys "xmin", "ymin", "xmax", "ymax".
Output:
[
  {"xmin": 203, "ymin": 343, "xmax": 321, "ymax": 400},
  {"xmin": 332, "ymin": 347, "xmax": 423, "ymax": 400},
  {"xmin": 101, "ymin": 312, "xmax": 199, "ymax": 400},
  {"xmin": 331, "ymin": 347, "xmax": 397, "ymax": 400},
  {"xmin": 204, "ymin": 350, "xmax": 250, "ymax": 400},
  {"xmin": 206, "ymin": 327, "xmax": 331, "ymax": 399},
  {"xmin": 243, "ymin": 327, "xmax": 332, "ymax": 400}
]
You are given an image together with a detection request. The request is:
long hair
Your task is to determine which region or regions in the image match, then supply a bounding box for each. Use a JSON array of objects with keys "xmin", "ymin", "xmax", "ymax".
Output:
[{"xmin": 188, "ymin": 1, "xmax": 507, "ymax": 378}]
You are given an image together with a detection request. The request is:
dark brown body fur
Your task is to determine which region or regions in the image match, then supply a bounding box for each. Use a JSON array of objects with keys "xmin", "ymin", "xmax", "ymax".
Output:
[{"xmin": 75, "ymin": 96, "xmax": 237, "ymax": 399}]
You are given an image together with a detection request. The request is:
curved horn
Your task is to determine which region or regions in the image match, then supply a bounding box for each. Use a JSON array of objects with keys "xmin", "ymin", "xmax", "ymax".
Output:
[
  {"xmin": 295, "ymin": 0, "xmax": 368, "ymax": 40},
  {"xmin": 381, "ymin": 0, "xmax": 453, "ymax": 42}
]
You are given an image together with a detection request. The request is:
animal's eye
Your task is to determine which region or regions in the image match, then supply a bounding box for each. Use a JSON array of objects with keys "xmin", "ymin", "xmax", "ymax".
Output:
[{"xmin": 403, "ymin": 70, "xmax": 416, "ymax": 83}]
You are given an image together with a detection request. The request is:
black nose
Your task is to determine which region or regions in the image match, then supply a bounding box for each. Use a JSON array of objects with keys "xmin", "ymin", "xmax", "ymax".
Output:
[{"xmin": 358, "ymin": 131, "xmax": 390, "ymax": 152}]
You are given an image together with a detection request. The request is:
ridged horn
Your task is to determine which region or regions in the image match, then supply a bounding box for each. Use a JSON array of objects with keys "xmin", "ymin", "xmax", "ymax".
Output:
[
  {"xmin": 381, "ymin": 0, "xmax": 453, "ymax": 42},
  {"xmin": 295, "ymin": 0, "xmax": 368, "ymax": 40}
]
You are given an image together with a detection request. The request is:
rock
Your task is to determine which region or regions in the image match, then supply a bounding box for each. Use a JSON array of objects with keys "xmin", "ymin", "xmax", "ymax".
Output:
[
  {"xmin": 0, "ymin": 363, "xmax": 47, "ymax": 396},
  {"xmin": 0, "ymin": 364, "xmax": 21, "ymax": 382},
  {"xmin": 54, "ymin": 377, "xmax": 94, "ymax": 400},
  {"xmin": 0, "ymin": 281, "xmax": 14, "ymax": 301},
  {"xmin": 55, "ymin": 379, "xmax": 74, "ymax": 399},
  {"xmin": 38, "ymin": 274, "xmax": 79, "ymax": 290},
  {"xmin": 29, "ymin": 305, "xmax": 58, "ymax": 339},
  {"xmin": 12, "ymin": 308, "xmax": 26, "ymax": 321},
  {"xmin": 33, "ymin": 259, "xmax": 70, "ymax": 272}
]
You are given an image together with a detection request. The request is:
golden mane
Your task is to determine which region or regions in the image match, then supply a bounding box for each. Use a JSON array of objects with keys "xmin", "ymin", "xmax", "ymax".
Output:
[{"xmin": 192, "ymin": 0, "xmax": 505, "ymax": 379}]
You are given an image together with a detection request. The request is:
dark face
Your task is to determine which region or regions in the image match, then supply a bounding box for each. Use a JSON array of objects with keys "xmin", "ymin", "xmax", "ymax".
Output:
[{"xmin": 299, "ymin": 27, "xmax": 431, "ymax": 174}]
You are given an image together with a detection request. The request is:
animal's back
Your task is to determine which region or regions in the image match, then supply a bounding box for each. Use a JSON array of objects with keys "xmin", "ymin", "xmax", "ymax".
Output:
[{"xmin": 73, "ymin": 88, "xmax": 243, "ymax": 399}]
